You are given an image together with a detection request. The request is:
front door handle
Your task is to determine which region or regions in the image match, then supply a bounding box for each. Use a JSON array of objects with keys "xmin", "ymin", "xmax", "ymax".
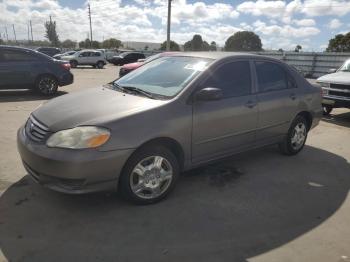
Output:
[
  {"xmin": 290, "ymin": 93, "xmax": 296, "ymax": 100},
  {"xmin": 245, "ymin": 100, "xmax": 257, "ymax": 108}
]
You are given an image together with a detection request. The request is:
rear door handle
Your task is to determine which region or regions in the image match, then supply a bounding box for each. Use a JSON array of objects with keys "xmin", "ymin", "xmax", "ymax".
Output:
[
  {"xmin": 245, "ymin": 100, "xmax": 257, "ymax": 108},
  {"xmin": 290, "ymin": 93, "xmax": 296, "ymax": 100}
]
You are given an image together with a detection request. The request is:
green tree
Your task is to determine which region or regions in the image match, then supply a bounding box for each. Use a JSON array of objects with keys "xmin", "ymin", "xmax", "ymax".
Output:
[
  {"xmin": 183, "ymin": 35, "xmax": 212, "ymax": 51},
  {"xmin": 210, "ymin": 41, "xmax": 217, "ymax": 51},
  {"xmin": 44, "ymin": 18, "xmax": 59, "ymax": 47},
  {"xmin": 295, "ymin": 45, "xmax": 302, "ymax": 52},
  {"xmin": 79, "ymin": 38, "xmax": 91, "ymax": 49},
  {"xmin": 0, "ymin": 38, "xmax": 4, "ymax": 45},
  {"xmin": 91, "ymin": 40, "xmax": 100, "ymax": 48},
  {"xmin": 144, "ymin": 45, "xmax": 149, "ymax": 50},
  {"xmin": 160, "ymin": 40, "xmax": 180, "ymax": 51},
  {"xmin": 326, "ymin": 33, "xmax": 350, "ymax": 52},
  {"xmin": 101, "ymin": 38, "xmax": 122, "ymax": 49},
  {"xmin": 225, "ymin": 31, "xmax": 262, "ymax": 51},
  {"xmin": 61, "ymin": 39, "xmax": 76, "ymax": 48}
]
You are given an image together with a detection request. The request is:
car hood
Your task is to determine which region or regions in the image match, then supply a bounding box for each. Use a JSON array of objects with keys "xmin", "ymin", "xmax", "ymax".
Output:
[
  {"xmin": 122, "ymin": 62, "xmax": 143, "ymax": 70},
  {"xmin": 32, "ymin": 87, "xmax": 166, "ymax": 131},
  {"xmin": 317, "ymin": 71, "xmax": 350, "ymax": 84}
]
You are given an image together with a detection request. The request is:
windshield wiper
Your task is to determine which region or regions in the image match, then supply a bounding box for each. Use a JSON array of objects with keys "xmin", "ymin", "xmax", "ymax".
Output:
[{"xmin": 122, "ymin": 86, "xmax": 158, "ymax": 99}]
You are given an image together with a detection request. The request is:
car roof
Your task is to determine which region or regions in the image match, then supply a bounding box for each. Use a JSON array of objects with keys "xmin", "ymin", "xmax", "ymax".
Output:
[
  {"xmin": 171, "ymin": 51, "xmax": 281, "ymax": 62},
  {"xmin": 0, "ymin": 45, "xmax": 36, "ymax": 52}
]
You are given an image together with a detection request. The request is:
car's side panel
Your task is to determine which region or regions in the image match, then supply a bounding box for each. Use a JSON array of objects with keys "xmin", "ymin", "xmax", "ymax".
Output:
[
  {"xmin": 253, "ymin": 60, "xmax": 300, "ymax": 143},
  {"xmin": 191, "ymin": 94, "xmax": 258, "ymax": 163}
]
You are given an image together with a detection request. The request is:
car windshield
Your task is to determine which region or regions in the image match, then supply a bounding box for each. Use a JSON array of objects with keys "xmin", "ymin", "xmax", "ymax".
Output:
[
  {"xmin": 120, "ymin": 52, "xmax": 131, "ymax": 58},
  {"xmin": 339, "ymin": 60, "xmax": 350, "ymax": 72},
  {"xmin": 113, "ymin": 56, "xmax": 213, "ymax": 98},
  {"xmin": 144, "ymin": 53, "xmax": 161, "ymax": 63}
]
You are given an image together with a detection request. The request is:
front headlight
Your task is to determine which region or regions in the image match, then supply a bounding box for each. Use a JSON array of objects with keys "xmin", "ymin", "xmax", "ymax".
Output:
[
  {"xmin": 319, "ymin": 82, "xmax": 330, "ymax": 88},
  {"xmin": 46, "ymin": 126, "xmax": 110, "ymax": 149}
]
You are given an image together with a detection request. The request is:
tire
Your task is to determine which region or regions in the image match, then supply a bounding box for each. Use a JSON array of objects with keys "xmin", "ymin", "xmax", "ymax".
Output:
[
  {"xmin": 35, "ymin": 75, "xmax": 58, "ymax": 95},
  {"xmin": 96, "ymin": 61, "xmax": 104, "ymax": 69},
  {"xmin": 70, "ymin": 60, "xmax": 78, "ymax": 68},
  {"xmin": 322, "ymin": 105, "xmax": 333, "ymax": 115},
  {"xmin": 119, "ymin": 145, "xmax": 179, "ymax": 204},
  {"xmin": 279, "ymin": 115, "xmax": 308, "ymax": 155}
]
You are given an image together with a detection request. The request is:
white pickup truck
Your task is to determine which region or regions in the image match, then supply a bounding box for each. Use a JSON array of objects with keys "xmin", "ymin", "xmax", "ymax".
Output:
[{"xmin": 317, "ymin": 59, "xmax": 350, "ymax": 115}]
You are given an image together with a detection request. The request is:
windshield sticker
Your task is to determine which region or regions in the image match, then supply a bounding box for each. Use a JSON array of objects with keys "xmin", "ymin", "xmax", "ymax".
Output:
[{"xmin": 184, "ymin": 61, "xmax": 208, "ymax": 71}]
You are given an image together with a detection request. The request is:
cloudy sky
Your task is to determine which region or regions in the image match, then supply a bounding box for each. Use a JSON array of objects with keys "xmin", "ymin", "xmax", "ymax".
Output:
[{"xmin": 1, "ymin": 0, "xmax": 350, "ymax": 51}]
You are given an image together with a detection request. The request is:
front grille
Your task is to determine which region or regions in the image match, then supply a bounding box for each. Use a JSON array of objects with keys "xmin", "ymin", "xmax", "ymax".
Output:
[
  {"xmin": 330, "ymin": 83, "xmax": 350, "ymax": 90},
  {"xmin": 329, "ymin": 90, "xmax": 350, "ymax": 98},
  {"xmin": 25, "ymin": 115, "xmax": 50, "ymax": 142}
]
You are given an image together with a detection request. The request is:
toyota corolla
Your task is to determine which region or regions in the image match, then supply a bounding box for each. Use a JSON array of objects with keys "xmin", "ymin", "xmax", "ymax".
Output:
[{"xmin": 17, "ymin": 52, "xmax": 322, "ymax": 204}]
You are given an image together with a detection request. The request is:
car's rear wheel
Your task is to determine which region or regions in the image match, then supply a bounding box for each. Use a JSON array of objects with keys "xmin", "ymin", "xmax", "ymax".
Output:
[
  {"xmin": 70, "ymin": 60, "xmax": 78, "ymax": 68},
  {"xmin": 279, "ymin": 115, "xmax": 308, "ymax": 155},
  {"xmin": 96, "ymin": 61, "xmax": 104, "ymax": 69},
  {"xmin": 322, "ymin": 105, "xmax": 333, "ymax": 115},
  {"xmin": 119, "ymin": 145, "xmax": 179, "ymax": 204},
  {"xmin": 35, "ymin": 75, "xmax": 58, "ymax": 95}
]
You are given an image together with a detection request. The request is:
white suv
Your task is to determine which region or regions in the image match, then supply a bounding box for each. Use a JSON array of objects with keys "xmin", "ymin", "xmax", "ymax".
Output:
[{"xmin": 61, "ymin": 50, "xmax": 107, "ymax": 69}]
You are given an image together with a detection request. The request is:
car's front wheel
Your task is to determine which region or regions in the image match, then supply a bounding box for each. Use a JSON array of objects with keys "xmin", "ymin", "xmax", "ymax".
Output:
[
  {"xmin": 35, "ymin": 75, "xmax": 58, "ymax": 95},
  {"xmin": 70, "ymin": 60, "xmax": 78, "ymax": 68},
  {"xmin": 322, "ymin": 105, "xmax": 333, "ymax": 115},
  {"xmin": 279, "ymin": 115, "xmax": 308, "ymax": 155},
  {"xmin": 119, "ymin": 145, "xmax": 179, "ymax": 204},
  {"xmin": 96, "ymin": 61, "xmax": 104, "ymax": 69}
]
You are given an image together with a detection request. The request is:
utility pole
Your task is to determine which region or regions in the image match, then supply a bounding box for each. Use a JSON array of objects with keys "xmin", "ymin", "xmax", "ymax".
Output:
[
  {"xmin": 30, "ymin": 20, "xmax": 33, "ymax": 42},
  {"xmin": 166, "ymin": 0, "xmax": 172, "ymax": 51},
  {"xmin": 27, "ymin": 23, "xmax": 30, "ymax": 43},
  {"xmin": 12, "ymin": 24, "xmax": 17, "ymax": 43},
  {"xmin": 4, "ymin": 26, "xmax": 9, "ymax": 42},
  {"xmin": 88, "ymin": 3, "xmax": 93, "ymax": 47}
]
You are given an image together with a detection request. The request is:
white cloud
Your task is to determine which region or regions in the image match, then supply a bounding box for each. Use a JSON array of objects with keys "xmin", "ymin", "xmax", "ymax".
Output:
[
  {"xmin": 327, "ymin": 18, "xmax": 343, "ymax": 29},
  {"xmin": 293, "ymin": 18, "xmax": 316, "ymax": 27},
  {"xmin": 253, "ymin": 20, "xmax": 320, "ymax": 38},
  {"xmin": 301, "ymin": 0, "xmax": 350, "ymax": 17}
]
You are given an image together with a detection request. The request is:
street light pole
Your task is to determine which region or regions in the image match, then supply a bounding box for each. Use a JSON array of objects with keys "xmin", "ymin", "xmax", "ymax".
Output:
[{"xmin": 166, "ymin": 0, "xmax": 172, "ymax": 51}]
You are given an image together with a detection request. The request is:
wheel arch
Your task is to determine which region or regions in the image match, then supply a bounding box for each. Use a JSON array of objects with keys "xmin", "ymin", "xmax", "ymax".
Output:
[
  {"xmin": 34, "ymin": 73, "xmax": 58, "ymax": 85},
  {"xmin": 296, "ymin": 111, "xmax": 313, "ymax": 130},
  {"xmin": 123, "ymin": 137, "xmax": 185, "ymax": 173}
]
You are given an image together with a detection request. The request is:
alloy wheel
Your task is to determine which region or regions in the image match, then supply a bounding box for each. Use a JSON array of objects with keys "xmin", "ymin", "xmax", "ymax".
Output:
[
  {"xmin": 291, "ymin": 122, "xmax": 307, "ymax": 150},
  {"xmin": 129, "ymin": 156, "xmax": 173, "ymax": 200}
]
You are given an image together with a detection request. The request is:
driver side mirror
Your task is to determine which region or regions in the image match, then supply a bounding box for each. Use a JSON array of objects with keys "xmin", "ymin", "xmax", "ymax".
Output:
[{"xmin": 195, "ymin": 87, "xmax": 223, "ymax": 102}]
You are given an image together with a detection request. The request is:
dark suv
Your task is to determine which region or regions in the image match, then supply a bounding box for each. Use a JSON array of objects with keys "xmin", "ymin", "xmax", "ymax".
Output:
[
  {"xmin": 0, "ymin": 46, "xmax": 73, "ymax": 95},
  {"xmin": 36, "ymin": 47, "xmax": 61, "ymax": 57},
  {"xmin": 110, "ymin": 52, "xmax": 145, "ymax": 65}
]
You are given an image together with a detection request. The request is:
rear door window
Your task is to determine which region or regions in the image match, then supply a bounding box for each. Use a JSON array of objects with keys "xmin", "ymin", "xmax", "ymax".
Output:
[
  {"xmin": 203, "ymin": 61, "xmax": 252, "ymax": 98},
  {"xmin": 255, "ymin": 61, "xmax": 289, "ymax": 92},
  {"xmin": 2, "ymin": 50, "xmax": 38, "ymax": 62}
]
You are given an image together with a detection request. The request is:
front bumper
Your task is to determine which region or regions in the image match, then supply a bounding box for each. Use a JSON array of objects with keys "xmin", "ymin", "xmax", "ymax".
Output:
[
  {"xmin": 17, "ymin": 126, "xmax": 134, "ymax": 194},
  {"xmin": 322, "ymin": 95, "xmax": 350, "ymax": 108}
]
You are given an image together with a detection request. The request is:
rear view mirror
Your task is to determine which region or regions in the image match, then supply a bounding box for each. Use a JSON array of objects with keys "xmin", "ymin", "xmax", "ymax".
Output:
[
  {"xmin": 328, "ymin": 68, "xmax": 337, "ymax": 73},
  {"xmin": 195, "ymin": 87, "xmax": 223, "ymax": 101}
]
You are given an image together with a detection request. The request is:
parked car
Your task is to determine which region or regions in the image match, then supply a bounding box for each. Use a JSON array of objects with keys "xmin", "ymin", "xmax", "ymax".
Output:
[
  {"xmin": 316, "ymin": 59, "xmax": 350, "ymax": 115},
  {"xmin": 36, "ymin": 47, "xmax": 61, "ymax": 57},
  {"xmin": 17, "ymin": 52, "xmax": 322, "ymax": 204},
  {"xmin": 0, "ymin": 46, "xmax": 73, "ymax": 95},
  {"xmin": 53, "ymin": 51, "xmax": 76, "ymax": 60},
  {"xmin": 110, "ymin": 52, "xmax": 145, "ymax": 66},
  {"xmin": 60, "ymin": 50, "xmax": 107, "ymax": 69},
  {"xmin": 119, "ymin": 52, "xmax": 178, "ymax": 77}
]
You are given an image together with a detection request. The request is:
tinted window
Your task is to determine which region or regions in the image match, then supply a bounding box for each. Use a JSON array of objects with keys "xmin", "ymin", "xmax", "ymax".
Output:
[
  {"xmin": 255, "ymin": 61, "xmax": 288, "ymax": 92},
  {"xmin": 1, "ymin": 50, "xmax": 37, "ymax": 62},
  {"xmin": 79, "ymin": 52, "xmax": 91, "ymax": 57},
  {"xmin": 203, "ymin": 61, "xmax": 252, "ymax": 98}
]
